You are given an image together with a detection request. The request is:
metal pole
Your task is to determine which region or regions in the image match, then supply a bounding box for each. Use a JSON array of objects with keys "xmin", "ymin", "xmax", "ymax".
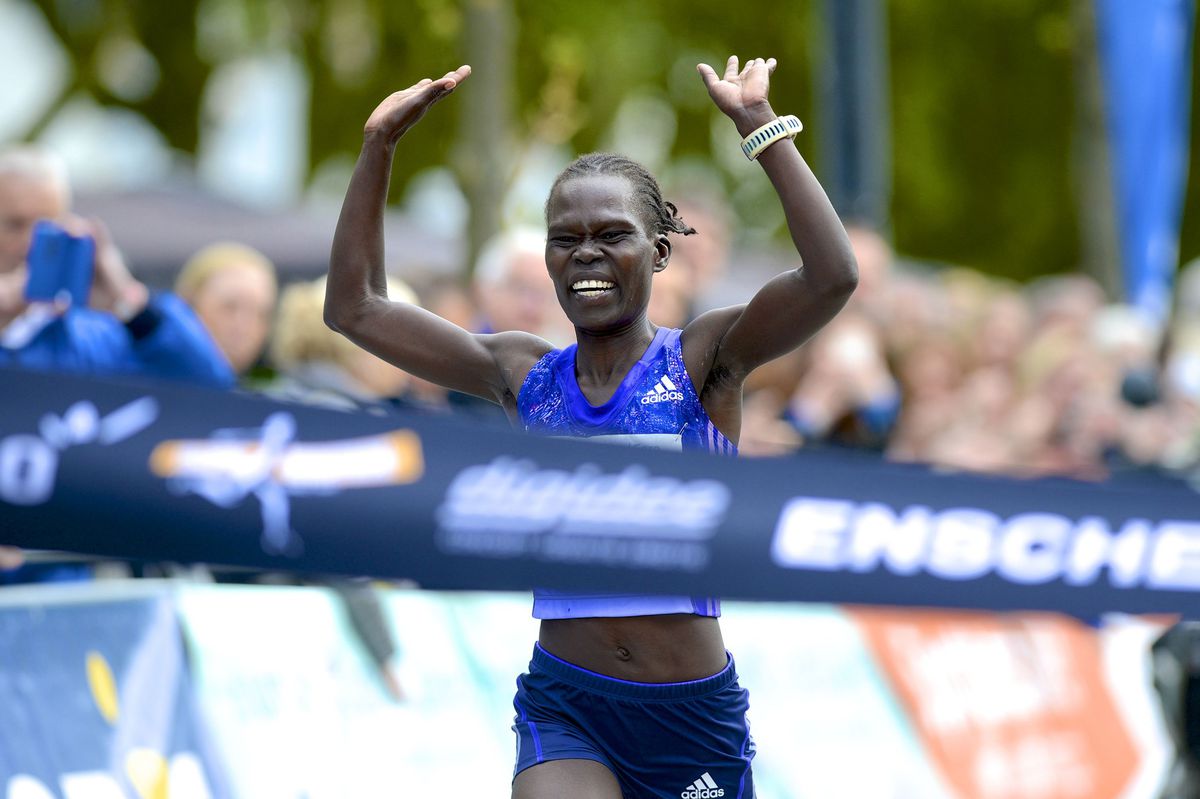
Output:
[{"xmin": 816, "ymin": 0, "xmax": 892, "ymax": 230}]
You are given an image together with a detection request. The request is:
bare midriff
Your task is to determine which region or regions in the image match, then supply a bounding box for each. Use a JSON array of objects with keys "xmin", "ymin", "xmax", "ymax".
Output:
[{"xmin": 538, "ymin": 614, "xmax": 728, "ymax": 683}]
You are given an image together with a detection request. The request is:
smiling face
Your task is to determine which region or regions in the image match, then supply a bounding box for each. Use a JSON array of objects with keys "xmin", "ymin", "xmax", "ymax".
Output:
[{"xmin": 545, "ymin": 174, "xmax": 669, "ymax": 335}]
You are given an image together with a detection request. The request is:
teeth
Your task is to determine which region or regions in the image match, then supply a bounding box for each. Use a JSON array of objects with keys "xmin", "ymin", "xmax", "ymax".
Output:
[{"xmin": 572, "ymin": 280, "xmax": 614, "ymax": 291}]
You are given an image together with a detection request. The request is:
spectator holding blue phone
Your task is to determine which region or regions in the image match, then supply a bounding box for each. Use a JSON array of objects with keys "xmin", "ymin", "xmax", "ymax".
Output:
[{"xmin": 0, "ymin": 146, "xmax": 233, "ymax": 388}]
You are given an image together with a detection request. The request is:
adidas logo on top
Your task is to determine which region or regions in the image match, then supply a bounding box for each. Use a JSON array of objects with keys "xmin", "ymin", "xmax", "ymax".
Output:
[
  {"xmin": 641, "ymin": 375, "xmax": 685, "ymax": 405},
  {"xmin": 681, "ymin": 773, "xmax": 724, "ymax": 799}
]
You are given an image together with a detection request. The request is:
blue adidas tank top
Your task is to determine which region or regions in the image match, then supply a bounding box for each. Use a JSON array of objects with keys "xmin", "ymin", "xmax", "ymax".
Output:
[{"xmin": 517, "ymin": 326, "xmax": 735, "ymax": 619}]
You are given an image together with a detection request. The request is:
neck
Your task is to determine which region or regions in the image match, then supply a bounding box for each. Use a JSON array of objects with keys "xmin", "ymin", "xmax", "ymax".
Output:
[{"xmin": 572, "ymin": 317, "xmax": 657, "ymax": 387}]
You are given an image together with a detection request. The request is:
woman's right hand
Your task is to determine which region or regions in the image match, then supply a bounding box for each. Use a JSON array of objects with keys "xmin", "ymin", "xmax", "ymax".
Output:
[{"xmin": 363, "ymin": 65, "xmax": 472, "ymax": 145}]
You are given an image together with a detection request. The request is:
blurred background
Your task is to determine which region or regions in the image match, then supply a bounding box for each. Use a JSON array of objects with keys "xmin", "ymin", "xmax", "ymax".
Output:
[
  {"xmin": 2, "ymin": 0, "xmax": 1199, "ymax": 478},
  {"xmin": 0, "ymin": 0, "xmax": 1177, "ymax": 281},
  {"xmin": 3, "ymin": 1, "xmax": 1200, "ymax": 797}
]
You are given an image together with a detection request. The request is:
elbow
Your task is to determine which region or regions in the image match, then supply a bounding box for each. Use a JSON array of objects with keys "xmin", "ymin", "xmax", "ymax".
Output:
[
  {"xmin": 324, "ymin": 296, "xmax": 366, "ymax": 335},
  {"xmin": 323, "ymin": 302, "xmax": 347, "ymax": 334},
  {"xmin": 822, "ymin": 254, "xmax": 860, "ymax": 302},
  {"xmin": 840, "ymin": 258, "xmax": 861, "ymax": 298}
]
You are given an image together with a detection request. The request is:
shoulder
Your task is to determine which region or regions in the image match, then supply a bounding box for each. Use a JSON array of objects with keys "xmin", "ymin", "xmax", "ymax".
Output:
[
  {"xmin": 477, "ymin": 329, "xmax": 557, "ymax": 405},
  {"xmin": 42, "ymin": 309, "xmax": 130, "ymax": 371},
  {"xmin": 145, "ymin": 291, "xmax": 204, "ymax": 326},
  {"xmin": 480, "ymin": 329, "xmax": 556, "ymax": 370},
  {"xmin": 62, "ymin": 308, "xmax": 127, "ymax": 343},
  {"xmin": 146, "ymin": 291, "xmax": 187, "ymax": 312},
  {"xmin": 681, "ymin": 305, "xmax": 745, "ymax": 346}
]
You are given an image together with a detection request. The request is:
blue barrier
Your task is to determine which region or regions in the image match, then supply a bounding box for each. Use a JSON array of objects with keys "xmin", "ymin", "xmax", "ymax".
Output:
[
  {"xmin": 0, "ymin": 586, "xmax": 230, "ymax": 798},
  {"xmin": 3, "ymin": 366, "xmax": 1198, "ymax": 618}
]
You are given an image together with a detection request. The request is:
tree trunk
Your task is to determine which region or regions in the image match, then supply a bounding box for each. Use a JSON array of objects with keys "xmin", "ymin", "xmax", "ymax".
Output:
[
  {"xmin": 813, "ymin": 0, "xmax": 892, "ymax": 232},
  {"xmin": 454, "ymin": 0, "xmax": 515, "ymax": 282},
  {"xmin": 1072, "ymin": 0, "xmax": 1123, "ymax": 299}
]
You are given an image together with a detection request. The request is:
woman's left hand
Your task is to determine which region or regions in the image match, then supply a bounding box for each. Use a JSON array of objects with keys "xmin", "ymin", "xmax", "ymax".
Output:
[{"xmin": 697, "ymin": 56, "xmax": 777, "ymax": 135}]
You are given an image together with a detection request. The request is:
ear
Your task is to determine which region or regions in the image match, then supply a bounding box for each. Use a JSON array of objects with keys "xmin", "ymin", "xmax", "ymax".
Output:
[{"xmin": 652, "ymin": 234, "xmax": 671, "ymax": 273}]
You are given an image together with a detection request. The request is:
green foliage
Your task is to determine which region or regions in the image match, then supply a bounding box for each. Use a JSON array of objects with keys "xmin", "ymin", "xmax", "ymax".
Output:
[
  {"xmin": 30, "ymin": 0, "xmax": 212, "ymax": 151},
  {"xmin": 889, "ymin": 0, "xmax": 1079, "ymax": 280},
  {"xmin": 21, "ymin": 0, "xmax": 1199, "ymax": 287}
]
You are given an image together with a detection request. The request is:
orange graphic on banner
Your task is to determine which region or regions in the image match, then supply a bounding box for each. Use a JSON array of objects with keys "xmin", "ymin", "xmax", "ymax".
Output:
[{"xmin": 849, "ymin": 609, "xmax": 1138, "ymax": 799}]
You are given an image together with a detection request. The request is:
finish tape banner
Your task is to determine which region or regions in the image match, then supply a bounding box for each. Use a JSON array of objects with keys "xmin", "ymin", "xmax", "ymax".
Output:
[{"xmin": 2, "ymin": 366, "xmax": 1199, "ymax": 618}]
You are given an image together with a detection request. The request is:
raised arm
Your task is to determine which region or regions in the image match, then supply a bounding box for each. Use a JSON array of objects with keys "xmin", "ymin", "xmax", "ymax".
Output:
[
  {"xmin": 325, "ymin": 66, "xmax": 547, "ymax": 409},
  {"xmin": 687, "ymin": 57, "xmax": 858, "ymax": 382}
]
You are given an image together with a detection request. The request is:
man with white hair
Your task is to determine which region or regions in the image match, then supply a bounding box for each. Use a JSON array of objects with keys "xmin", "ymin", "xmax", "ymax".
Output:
[
  {"xmin": 0, "ymin": 145, "xmax": 233, "ymax": 386},
  {"xmin": 472, "ymin": 226, "xmax": 569, "ymax": 343},
  {"xmin": 446, "ymin": 226, "xmax": 570, "ymax": 422}
]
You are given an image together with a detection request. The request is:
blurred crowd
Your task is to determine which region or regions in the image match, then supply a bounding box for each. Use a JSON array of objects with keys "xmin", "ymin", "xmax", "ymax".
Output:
[
  {"xmin": 4, "ymin": 143, "xmax": 1200, "ymax": 486},
  {"xmin": 740, "ymin": 226, "xmax": 1200, "ymax": 481}
]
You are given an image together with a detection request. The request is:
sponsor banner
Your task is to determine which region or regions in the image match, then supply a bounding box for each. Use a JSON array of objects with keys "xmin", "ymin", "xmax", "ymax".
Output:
[
  {"xmin": 3, "ymin": 366, "xmax": 1200, "ymax": 618},
  {"xmin": 176, "ymin": 586, "xmax": 539, "ymax": 799},
  {"xmin": 0, "ymin": 591, "xmax": 228, "ymax": 799},
  {"xmin": 719, "ymin": 603, "xmax": 954, "ymax": 799},
  {"xmin": 178, "ymin": 585, "xmax": 483, "ymax": 799},
  {"xmin": 379, "ymin": 591, "xmax": 541, "ymax": 793},
  {"xmin": 849, "ymin": 608, "xmax": 1141, "ymax": 799},
  {"xmin": 0, "ymin": 582, "xmax": 1174, "ymax": 798}
]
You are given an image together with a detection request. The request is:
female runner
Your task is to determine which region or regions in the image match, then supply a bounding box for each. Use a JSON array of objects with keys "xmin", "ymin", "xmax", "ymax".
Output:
[{"xmin": 326, "ymin": 56, "xmax": 857, "ymax": 799}]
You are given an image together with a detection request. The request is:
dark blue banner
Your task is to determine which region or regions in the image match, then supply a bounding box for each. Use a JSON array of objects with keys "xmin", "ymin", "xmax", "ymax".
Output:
[
  {"xmin": 2, "ymin": 366, "xmax": 1199, "ymax": 618},
  {"xmin": 1096, "ymin": 0, "xmax": 1195, "ymax": 323}
]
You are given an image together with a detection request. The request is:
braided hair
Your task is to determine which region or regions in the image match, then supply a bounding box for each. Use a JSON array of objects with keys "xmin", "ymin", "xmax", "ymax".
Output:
[{"xmin": 547, "ymin": 153, "xmax": 697, "ymax": 238}]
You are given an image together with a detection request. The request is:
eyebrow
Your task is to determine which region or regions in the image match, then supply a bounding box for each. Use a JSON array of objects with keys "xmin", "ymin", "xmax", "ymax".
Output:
[{"xmin": 547, "ymin": 215, "xmax": 640, "ymax": 233}]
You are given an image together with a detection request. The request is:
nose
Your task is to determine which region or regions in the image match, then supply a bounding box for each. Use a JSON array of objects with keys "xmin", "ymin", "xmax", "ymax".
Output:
[{"xmin": 573, "ymin": 238, "xmax": 601, "ymax": 263}]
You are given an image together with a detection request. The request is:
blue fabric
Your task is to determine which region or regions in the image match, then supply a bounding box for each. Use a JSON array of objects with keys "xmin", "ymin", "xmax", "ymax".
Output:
[
  {"xmin": 518, "ymin": 327, "xmax": 728, "ymax": 619},
  {"xmin": 513, "ymin": 644, "xmax": 755, "ymax": 798},
  {"xmin": 1096, "ymin": 0, "xmax": 1195, "ymax": 324},
  {"xmin": 1, "ymin": 293, "xmax": 234, "ymax": 389},
  {"xmin": 519, "ymin": 327, "xmax": 736, "ymax": 454}
]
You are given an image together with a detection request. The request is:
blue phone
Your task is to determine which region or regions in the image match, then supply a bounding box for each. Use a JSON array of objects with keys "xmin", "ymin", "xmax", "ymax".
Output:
[{"xmin": 24, "ymin": 220, "xmax": 94, "ymax": 307}]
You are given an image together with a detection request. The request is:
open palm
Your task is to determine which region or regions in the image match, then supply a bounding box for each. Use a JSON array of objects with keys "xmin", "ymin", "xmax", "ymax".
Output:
[
  {"xmin": 364, "ymin": 65, "xmax": 472, "ymax": 143},
  {"xmin": 697, "ymin": 56, "xmax": 776, "ymax": 122}
]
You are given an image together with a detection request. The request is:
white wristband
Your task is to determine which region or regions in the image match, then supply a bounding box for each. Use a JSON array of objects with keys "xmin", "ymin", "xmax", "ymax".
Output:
[{"xmin": 740, "ymin": 115, "xmax": 803, "ymax": 161}]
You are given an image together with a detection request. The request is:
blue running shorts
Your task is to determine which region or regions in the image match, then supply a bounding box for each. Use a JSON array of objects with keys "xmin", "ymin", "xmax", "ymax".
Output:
[{"xmin": 512, "ymin": 643, "xmax": 755, "ymax": 799}]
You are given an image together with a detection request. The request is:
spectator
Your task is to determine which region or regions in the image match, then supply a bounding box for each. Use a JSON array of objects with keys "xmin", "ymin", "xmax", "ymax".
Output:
[
  {"xmin": 667, "ymin": 191, "xmax": 733, "ymax": 315},
  {"xmin": 0, "ymin": 146, "xmax": 233, "ymax": 388},
  {"xmin": 647, "ymin": 253, "xmax": 693, "ymax": 329},
  {"xmin": 406, "ymin": 272, "xmax": 480, "ymax": 410},
  {"xmin": 175, "ymin": 242, "xmax": 278, "ymax": 378},
  {"xmin": 842, "ymin": 222, "xmax": 894, "ymax": 322},
  {"xmin": 472, "ymin": 226, "xmax": 570, "ymax": 344},
  {"xmin": 266, "ymin": 275, "xmax": 420, "ymax": 412},
  {"xmin": 785, "ymin": 312, "xmax": 900, "ymax": 451}
]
